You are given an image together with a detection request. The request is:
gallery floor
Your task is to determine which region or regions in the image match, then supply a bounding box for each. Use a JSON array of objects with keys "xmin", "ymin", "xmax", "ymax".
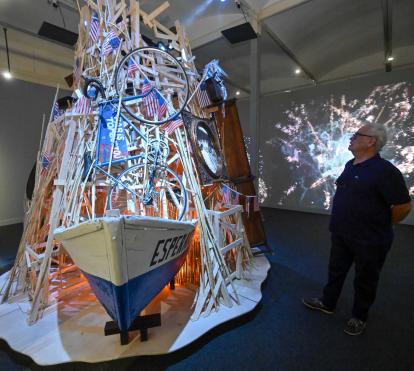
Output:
[{"xmin": 1, "ymin": 207, "xmax": 413, "ymax": 371}]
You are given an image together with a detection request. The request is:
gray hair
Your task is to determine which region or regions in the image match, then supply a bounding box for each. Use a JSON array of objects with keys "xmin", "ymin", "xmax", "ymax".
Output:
[{"xmin": 363, "ymin": 122, "xmax": 388, "ymax": 151}]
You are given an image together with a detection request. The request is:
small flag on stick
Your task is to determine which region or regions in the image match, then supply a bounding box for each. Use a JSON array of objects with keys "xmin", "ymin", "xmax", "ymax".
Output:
[
  {"xmin": 41, "ymin": 152, "xmax": 50, "ymax": 176},
  {"xmin": 196, "ymin": 82, "xmax": 211, "ymax": 108},
  {"xmin": 142, "ymin": 78, "xmax": 157, "ymax": 117},
  {"xmin": 155, "ymin": 91, "xmax": 167, "ymax": 119},
  {"xmin": 127, "ymin": 57, "xmax": 139, "ymax": 76},
  {"xmin": 52, "ymin": 102, "xmax": 61, "ymax": 120},
  {"xmin": 89, "ymin": 12, "xmax": 100, "ymax": 45},
  {"xmin": 74, "ymin": 96, "xmax": 92, "ymax": 115},
  {"xmin": 162, "ymin": 115, "xmax": 183, "ymax": 135},
  {"xmin": 222, "ymin": 187, "xmax": 230, "ymax": 204},
  {"xmin": 101, "ymin": 31, "xmax": 120, "ymax": 56}
]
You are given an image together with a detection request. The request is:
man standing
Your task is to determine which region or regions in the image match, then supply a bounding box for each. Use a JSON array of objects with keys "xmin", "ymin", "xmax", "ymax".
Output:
[{"xmin": 303, "ymin": 123, "xmax": 412, "ymax": 335}]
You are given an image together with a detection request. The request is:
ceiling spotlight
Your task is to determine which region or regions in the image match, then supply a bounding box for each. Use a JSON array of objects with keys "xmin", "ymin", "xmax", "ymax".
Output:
[
  {"xmin": 294, "ymin": 68, "xmax": 301, "ymax": 75},
  {"xmin": 236, "ymin": 91, "xmax": 240, "ymax": 96},
  {"xmin": 387, "ymin": 56, "xmax": 395, "ymax": 62},
  {"xmin": 2, "ymin": 70, "xmax": 12, "ymax": 79}
]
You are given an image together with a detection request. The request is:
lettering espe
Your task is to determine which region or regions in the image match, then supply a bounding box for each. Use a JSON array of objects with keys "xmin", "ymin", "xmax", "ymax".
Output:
[{"xmin": 150, "ymin": 232, "xmax": 191, "ymax": 267}]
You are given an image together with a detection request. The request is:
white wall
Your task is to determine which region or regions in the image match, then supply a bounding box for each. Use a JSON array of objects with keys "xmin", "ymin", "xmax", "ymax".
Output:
[{"xmin": 0, "ymin": 78, "xmax": 69, "ymax": 226}]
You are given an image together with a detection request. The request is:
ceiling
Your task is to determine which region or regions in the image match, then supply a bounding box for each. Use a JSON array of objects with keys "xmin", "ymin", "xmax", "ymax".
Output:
[{"xmin": 0, "ymin": 0, "xmax": 413, "ymax": 97}]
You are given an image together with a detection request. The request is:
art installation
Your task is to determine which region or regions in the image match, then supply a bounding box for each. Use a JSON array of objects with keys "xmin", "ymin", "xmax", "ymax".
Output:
[{"xmin": 0, "ymin": 0, "xmax": 268, "ymax": 364}]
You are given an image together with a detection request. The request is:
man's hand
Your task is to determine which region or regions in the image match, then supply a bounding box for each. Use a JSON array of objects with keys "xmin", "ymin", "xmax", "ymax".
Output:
[{"xmin": 391, "ymin": 202, "xmax": 412, "ymax": 224}]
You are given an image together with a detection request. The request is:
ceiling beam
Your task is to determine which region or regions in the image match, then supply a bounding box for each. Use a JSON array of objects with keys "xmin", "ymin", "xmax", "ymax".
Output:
[
  {"xmin": 263, "ymin": 23, "xmax": 317, "ymax": 83},
  {"xmin": 382, "ymin": 0, "xmax": 393, "ymax": 72},
  {"xmin": 258, "ymin": 0, "xmax": 314, "ymax": 21},
  {"xmin": 58, "ymin": 0, "xmax": 81, "ymax": 13}
]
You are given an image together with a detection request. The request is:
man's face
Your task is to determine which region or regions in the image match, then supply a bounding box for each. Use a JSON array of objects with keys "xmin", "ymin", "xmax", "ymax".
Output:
[{"xmin": 348, "ymin": 125, "xmax": 377, "ymax": 154}]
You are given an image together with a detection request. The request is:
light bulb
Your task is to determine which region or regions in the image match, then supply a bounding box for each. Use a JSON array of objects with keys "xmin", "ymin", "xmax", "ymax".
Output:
[{"xmin": 3, "ymin": 71, "xmax": 12, "ymax": 79}]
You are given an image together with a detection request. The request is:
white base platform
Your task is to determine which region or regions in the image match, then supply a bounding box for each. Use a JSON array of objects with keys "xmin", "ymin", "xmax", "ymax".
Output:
[{"xmin": 0, "ymin": 256, "xmax": 270, "ymax": 365}]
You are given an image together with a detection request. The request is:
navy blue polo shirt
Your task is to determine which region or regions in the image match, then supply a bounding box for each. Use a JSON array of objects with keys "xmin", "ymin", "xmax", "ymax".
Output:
[{"xmin": 330, "ymin": 154, "xmax": 411, "ymax": 245}]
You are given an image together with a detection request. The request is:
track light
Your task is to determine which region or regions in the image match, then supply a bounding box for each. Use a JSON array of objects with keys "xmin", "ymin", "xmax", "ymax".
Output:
[
  {"xmin": 2, "ymin": 28, "xmax": 13, "ymax": 80},
  {"xmin": 235, "ymin": 91, "xmax": 240, "ymax": 96},
  {"xmin": 294, "ymin": 68, "xmax": 301, "ymax": 75},
  {"xmin": 386, "ymin": 56, "xmax": 395, "ymax": 62}
]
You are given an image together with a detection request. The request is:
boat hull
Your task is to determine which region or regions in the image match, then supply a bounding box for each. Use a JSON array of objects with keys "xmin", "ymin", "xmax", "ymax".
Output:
[{"xmin": 54, "ymin": 216, "xmax": 195, "ymax": 331}]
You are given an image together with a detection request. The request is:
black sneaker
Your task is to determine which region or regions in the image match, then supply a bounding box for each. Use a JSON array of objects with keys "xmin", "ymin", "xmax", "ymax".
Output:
[
  {"xmin": 302, "ymin": 297, "xmax": 334, "ymax": 314},
  {"xmin": 344, "ymin": 318, "xmax": 366, "ymax": 336}
]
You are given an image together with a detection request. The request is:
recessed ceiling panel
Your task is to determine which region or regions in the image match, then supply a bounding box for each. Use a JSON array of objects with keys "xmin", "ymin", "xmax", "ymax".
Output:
[{"xmin": 264, "ymin": 0, "xmax": 384, "ymax": 80}]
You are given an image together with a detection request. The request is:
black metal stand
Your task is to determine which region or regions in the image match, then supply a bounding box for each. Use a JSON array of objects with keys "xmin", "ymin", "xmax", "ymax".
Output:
[{"xmin": 104, "ymin": 313, "xmax": 161, "ymax": 345}]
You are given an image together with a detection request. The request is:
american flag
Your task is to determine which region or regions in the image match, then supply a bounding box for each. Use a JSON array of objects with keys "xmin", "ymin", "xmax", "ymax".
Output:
[
  {"xmin": 155, "ymin": 91, "xmax": 167, "ymax": 118},
  {"xmin": 127, "ymin": 57, "xmax": 139, "ymax": 76},
  {"xmin": 162, "ymin": 115, "xmax": 183, "ymax": 135},
  {"xmin": 222, "ymin": 186, "xmax": 230, "ymax": 204},
  {"xmin": 74, "ymin": 96, "xmax": 92, "ymax": 115},
  {"xmin": 52, "ymin": 102, "xmax": 61, "ymax": 120},
  {"xmin": 232, "ymin": 192, "xmax": 239, "ymax": 204},
  {"xmin": 41, "ymin": 152, "xmax": 50, "ymax": 176},
  {"xmin": 73, "ymin": 57, "xmax": 82, "ymax": 84},
  {"xmin": 89, "ymin": 12, "xmax": 100, "ymax": 45},
  {"xmin": 142, "ymin": 77, "xmax": 157, "ymax": 117},
  {"xmin": 101, "ymin": 31, "xmax": 120, "ymax": 56},
  {"xmin": 196, "ymin": 82, "xmax": 211, "ymax": 108}
]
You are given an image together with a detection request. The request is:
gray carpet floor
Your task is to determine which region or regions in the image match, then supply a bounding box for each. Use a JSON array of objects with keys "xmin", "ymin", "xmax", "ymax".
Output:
[{"xmin": 0, "ymin": 208, "xmax": 413, "ymax": 370}]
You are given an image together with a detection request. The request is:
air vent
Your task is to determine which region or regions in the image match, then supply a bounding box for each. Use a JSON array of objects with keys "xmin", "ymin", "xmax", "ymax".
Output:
[{"xmin": 38, "ymin": 21, "xmax": 78, "ymax": 46}]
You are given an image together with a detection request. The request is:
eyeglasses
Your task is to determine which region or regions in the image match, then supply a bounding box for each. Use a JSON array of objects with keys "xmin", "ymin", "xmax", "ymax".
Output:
[{"xmin": 351, "ymin": 132, "xmax": 375, "ymax": 139}]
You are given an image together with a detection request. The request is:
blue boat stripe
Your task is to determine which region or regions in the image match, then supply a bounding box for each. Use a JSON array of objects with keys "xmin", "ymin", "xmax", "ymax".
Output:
[{"xmin": 82, "ymin": 250, "xmax": 188, "ymax": 331}]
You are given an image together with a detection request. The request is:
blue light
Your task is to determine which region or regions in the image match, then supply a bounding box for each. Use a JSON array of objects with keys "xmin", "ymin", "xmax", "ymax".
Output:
[{"xmin": 157, "ymin": 42, "xmax": 167, "ymax": 51}]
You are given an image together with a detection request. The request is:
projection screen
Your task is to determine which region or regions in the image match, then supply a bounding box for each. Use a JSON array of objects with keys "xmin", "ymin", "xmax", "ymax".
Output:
[{"xmin": 256, "ymin": 73, "xmax": 414, "ymax": 224}]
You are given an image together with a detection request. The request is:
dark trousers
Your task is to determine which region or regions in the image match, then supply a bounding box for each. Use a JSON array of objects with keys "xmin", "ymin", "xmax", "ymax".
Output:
[{"xmin": 322, "ymin": 234, "xmax": 390, "ymax": 321}]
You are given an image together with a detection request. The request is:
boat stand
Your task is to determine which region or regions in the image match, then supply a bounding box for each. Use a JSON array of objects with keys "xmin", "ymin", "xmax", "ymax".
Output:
[{"xmin": 104, "ymin": 313, "xmax": 161, "ymax": 345}]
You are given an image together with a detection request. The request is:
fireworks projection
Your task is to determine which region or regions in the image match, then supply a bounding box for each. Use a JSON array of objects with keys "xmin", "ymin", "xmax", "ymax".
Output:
[{"xmin": 261, "ymin": 80, "xmax": 414, "ymax": 222}]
